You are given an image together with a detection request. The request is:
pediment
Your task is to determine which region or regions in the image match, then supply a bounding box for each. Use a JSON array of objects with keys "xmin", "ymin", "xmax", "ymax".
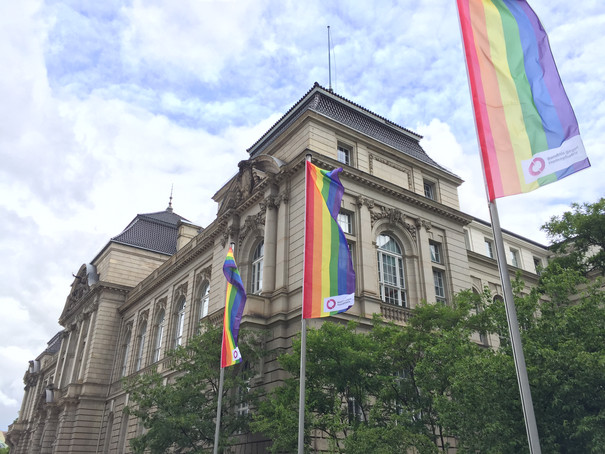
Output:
[{"xmin": 60, "ymin": 263, "xmax": 99, "ymax": 320}]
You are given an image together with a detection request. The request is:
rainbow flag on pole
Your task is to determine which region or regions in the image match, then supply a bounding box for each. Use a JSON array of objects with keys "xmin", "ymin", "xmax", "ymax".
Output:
[
  {"xmin": 221, "ymin": 247, "xmax": 247, "ymax": 368},
  {"xmin": 457, "ymin": 0, "xmax": 589, "ymax": 200},
  {"xmin": 303, "ymin": 161, "xmax": 355, "ymax": 319}
]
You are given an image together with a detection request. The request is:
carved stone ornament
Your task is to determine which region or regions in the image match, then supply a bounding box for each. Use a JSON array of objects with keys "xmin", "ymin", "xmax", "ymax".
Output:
[
  {"xmin": 221, "ymin": 225, "xmax": 234, "ymax": 248},
  {"xmin": 155, "ymin": 297, "xmax": 168, "ymax": 315},
  {"xmin": 66, "ymin": 266, "xmax": 91, "ymax": 309},
  {"xmin": 238, "ymin": 211, "xmax": 266, "ymax": 245},
  {"xmin": 356, "ymin": 195, "xmax": 375, "ymax": 209},
  {"xmin": 173, "ymin": 282, "xmax": 188, "ymax": 302},
  {"xmin": 194, "ymin": 266, "xmax": 212, "ymax": 290},
  {"xmin": 370, "ymin": 205, "xmax": 417, "ymax": 241}
]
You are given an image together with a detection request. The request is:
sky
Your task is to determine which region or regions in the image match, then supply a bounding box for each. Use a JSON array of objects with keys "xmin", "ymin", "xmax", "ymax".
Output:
[{"xmin": 1, "ymin": 0, "xmax": 604, "ymax": 431}]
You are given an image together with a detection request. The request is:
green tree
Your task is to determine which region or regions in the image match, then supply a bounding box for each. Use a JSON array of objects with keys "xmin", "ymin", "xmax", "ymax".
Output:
[
  {"xmin": 541, "ymin": 198, "xmax": 605, "ymax": 275},
  {"xmin": 124, "ymin": 322, "xmax": 265, "ymax": 454}
]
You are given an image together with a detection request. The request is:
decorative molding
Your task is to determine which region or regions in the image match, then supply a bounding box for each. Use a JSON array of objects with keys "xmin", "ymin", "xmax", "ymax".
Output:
[
  {"xmin": 220, "ymin": 225, "xmax": 236, "ymax": 248},
  {"xmin": 238, "ymin": 212, "xmax": 266, "ymax": 246},
  {"xmin": 368, "ymin": 153, "xmax": 413, "ymax": 189},
  {"xmin": 173, "ymin": 282, "xmax": 188, "ymax": 303},
  {"xmin": 194, "ymin": 266, "xmax": 212, "ymax": 291},
  {"xmin": 355, "ymin": 195, "xmax": 375, "ymax": 209},
  {"xmin": 370, "ymin": 204, "xmax": 417, "ymax": 241}
]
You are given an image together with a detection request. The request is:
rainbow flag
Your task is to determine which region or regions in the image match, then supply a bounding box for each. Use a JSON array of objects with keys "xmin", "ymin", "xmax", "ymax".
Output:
[
  {"xmin": 457, "ymin": 0, "xmax": 589, "ymax": 200},
  {"xmin": 303, "ymin": 161, "xmax": 355, "ymax": 319},
  {"xmin": 221, "ymin": 247, "xmax": 247, "ymax": 368}
]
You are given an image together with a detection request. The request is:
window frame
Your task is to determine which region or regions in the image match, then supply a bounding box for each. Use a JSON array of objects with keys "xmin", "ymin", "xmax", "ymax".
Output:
[
  {"xmin": 337, "ymin": 211, "xmax": 353, "ymax": 234},
  {"xmin": 510, "ymin": 248, "xmax": 520, "ymax": 267},
  {"xmin": 120, "ymin": 326, "xmax": 132, "ymax": 378},
  {"xmin": 484, "ymin": 238, "xmax": 494, "ymax": 259},
  {"xmin": 376, "ymin": 234, "xmax": 407, "ymax": 307},
  {"xmin": 135, "ymin": 321, "xmax": 147, "ymax": 371},
  {"xmin": 251, "ymin": 241, "xmax": 264, "ymax": 294},
  {"xmin": 429, "ymin": 240, "xmax": 442, "ymax": 264},
  {"xmin": 423, "ymin": 180, "xmax": 436, "ymax": 200},
  {"xmin": 174, "ymin": 298, "xmax": 186, "ymax": 348},
  {"xmin": 152, "ymin": 310, "xmax": 165, "ymax": 363},
  {"xmin": 433, "ymin": 268, "xmax": 446, "ymax": 304},
  {"xmin": 337, "ymin": 144, "xmax": 352, "ymax": 166}
]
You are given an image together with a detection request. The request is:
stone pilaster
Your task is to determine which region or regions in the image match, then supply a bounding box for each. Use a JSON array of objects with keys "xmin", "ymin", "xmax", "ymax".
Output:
[{"xmin": 260, "ymin": 187, "xmax": 279, "ymax": 294}]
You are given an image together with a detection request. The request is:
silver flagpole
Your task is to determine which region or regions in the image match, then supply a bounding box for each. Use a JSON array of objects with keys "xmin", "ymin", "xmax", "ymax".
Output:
[
  {"xmin": 454, "ymin": 3, "xmax": 542, "ymax": 451},
  {"xmin": 488, "ymin": 201, "xmax": 541, "ymax": 454},
  {"xmin": 213, "ymin": 366, "xmax": 225, "ymax": 454},
  {"xmin": 297, "ymin": 154, "xmax": 312, "ymax": 454},
  {"xmin": 214, "ymin": 241, "xmax": 236, "ymax": 454}
]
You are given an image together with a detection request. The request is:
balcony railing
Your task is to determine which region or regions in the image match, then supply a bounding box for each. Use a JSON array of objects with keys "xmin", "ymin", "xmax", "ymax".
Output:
[{"xmin": 380, "ymin": 304, "xmax": 412, "ymax": 324}]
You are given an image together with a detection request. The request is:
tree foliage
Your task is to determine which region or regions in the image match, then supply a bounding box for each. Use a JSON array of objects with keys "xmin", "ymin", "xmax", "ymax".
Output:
[
  {"xmin": 124, "ymin": 322, "xmax": 265, "ymax": 453},
  {"xmin": 253, "ymin": 269, "xmax": 605, "ymax": 453},
  {"xmin": 542, "ymin": 198, "xmax": 605, "ymax": 275}
]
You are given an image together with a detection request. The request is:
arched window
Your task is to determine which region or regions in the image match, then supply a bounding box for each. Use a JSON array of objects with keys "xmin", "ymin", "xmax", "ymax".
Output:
[
  {"xmin": 251, "ymin": 241, "xmax": 264, "ymax": 294},
  {"xmin": 135, "ymin": 321, "xmax": 147, "ymax": 371},
  {"xmin": 377, "ymin": 234, "xmax": 406, "ymax": 307},
  {"xmin": 120, "ymin": 327, "xmax": 132, "ymax": 377},
  {"xmin": 174, "ymin": 298, "xmax": 186, "ymax": 347},
  {"xmin": 152, "ymin": 310, "xmax": 165, "ymax": 363},
  {"xmin": 198, "ymin": 281, "xmax": 210, "ymax": 321}
]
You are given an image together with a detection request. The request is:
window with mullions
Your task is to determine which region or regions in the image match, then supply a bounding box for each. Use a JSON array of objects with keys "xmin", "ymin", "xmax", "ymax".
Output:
[
  {"xmin": 197, "ymin": 281, "xmax": 210, "ymax": 321},
  {"xmin": 174, "ymin": 298, "xmax": 186, "ymax": 348},
  {"xmin": 252, "ymin": 241, "xmax": 264, "ymax": 294},
  {"xmin": 429, "ymin": 241, "xmax": 442, "ymax": 263},
  {"xmin": 424, "ymin": 180, "xmax": 435, "ymax": 200},
  {"xmin": 485, "ymin": 238, "xmax": 494, "ymax": 259},
  {"xmin": 433, "ymin": 268, "xmax": 446, "ymax": 303},
  {"xmin": 135, "ymin": 321, "xmax": 147, "ymax": 371},
  {"xmin": 337, "ymin": 212, "xmax": 352, "ymax": 234},
  {"xmin": 152, "ymin": 310, "xmax": 165, "ymax": 363},
  {"xmin": 120, "ymin": 327, "xmax": 132, "ymax": 377},
  {"xmin": 377, "ymin": 234, "xmax": 406, "ymax": 307},
  {"xmin": 337, "ymin": 145, "xmax": 351, "ymax": 166}
]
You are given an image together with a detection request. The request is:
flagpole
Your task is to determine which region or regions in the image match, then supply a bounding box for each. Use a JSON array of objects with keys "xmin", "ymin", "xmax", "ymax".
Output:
[
  {"xmin": 297, "ymin": 154, "xmax": 312, "ymax": 454},
  {"xmin": 488, "ymin": 201, "xmax": 541, "ymax": 454},
  {"xmin": 214, "ymin": 241, "xmax": 236, "ymax": 454},
  {"xmin": 213, "ymin": 366, "xmax": 225, "ymax": 454}
]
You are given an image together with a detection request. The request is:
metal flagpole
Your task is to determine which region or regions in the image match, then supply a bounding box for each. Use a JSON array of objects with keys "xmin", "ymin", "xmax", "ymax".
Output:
[
  {"xmin": 297, "ymin": 154, "xmax": 312, "ymax": 454},
  {"xmin": 213, "ymin": 366, "xmax": 225, "ymax": 454},
  {"xmin": 213, "ymin": 241, "xmax": 235, "ymax": 454},
  {"xmin": 488, "ymin": 201, "xmax": 541, "ymax": 454},
  {"xmin": 453, "ymin": 3, "xmax": 542, "ymax": 451}
]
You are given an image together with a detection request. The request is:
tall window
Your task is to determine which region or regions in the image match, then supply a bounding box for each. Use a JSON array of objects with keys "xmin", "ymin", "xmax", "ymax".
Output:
[
  {"xmin": 429, "ymin": 241, "xmax": 442, "ymax": 263},
  {"xmin": 424, "ymin": 180, "xmax": 435, "ymax": 200},
  {"xmin": 152, "ymin": 310, "xmax": 165, "ymax": 363},
  {"xmin": 337, "ymin": 145, "xmax": 351, "ymax": 165},
  {"xmin": 120, "ymin": 327, "xmax": 132, "ymax": 377},
  {"xmin": 198, "ymin": 281, "xmax": 210, "ymax": 321},
  {"xmin": 135, "ymin": 321, "xmax": 147, "ymax": 371},
  {"xmin": 433, "ymin": 269, "xmax": 446, "ymax": 303},
  {"xmin": 377, "ymin": 234, "xmax": 406, "ymax": 307},
  {"xmin": 337, "ymin": 212, "xmax": 352, "ymax": 234},
  {"xmin": 510, "ymin": 248, "xmax": 519, "ymax": 267},
  {"xmin": 252, "ymin": 241, "xmax": 264, "ymax": 294},
  {"xmin": 484, "ymin": 238, "xmax": 494, "ymax": 259},
  {"xmin": 533, "ymin": 257, "xmax": 542, "ymax": 275},
  {"xmin": 174, "ymin": 298, "xmax": 186, "ymax": 348}
]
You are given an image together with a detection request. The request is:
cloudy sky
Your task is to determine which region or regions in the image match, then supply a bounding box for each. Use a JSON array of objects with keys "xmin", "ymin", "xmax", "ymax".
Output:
[{"xmin": 1, "ymin": 0, "xmax": 603, "ymax": 430}]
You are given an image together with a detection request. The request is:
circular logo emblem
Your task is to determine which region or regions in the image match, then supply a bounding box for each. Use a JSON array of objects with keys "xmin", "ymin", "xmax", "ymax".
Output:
[
  {"xmin": 326, "ymin": 299, "xmax": 336, "ymax": 310},
  {"xmin": 529, "ymin": 157, "xmax": 546, "ymax": 176},
  {"xmin": 233, "ymin": 350, "xmax": 239, "ymax": 359}
]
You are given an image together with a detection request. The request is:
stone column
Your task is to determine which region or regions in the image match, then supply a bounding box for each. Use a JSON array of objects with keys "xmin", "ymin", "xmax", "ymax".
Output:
[
  {"xmin": 78, "ymin": 306, "xmax": 97, "ymax": 381},
  {"xmin": 57, "ymin": 329, "xmax": 74, "ymax": 389},
  {"xmin": 274, "ymin": 189, "xmax": 289, "ymax": 291},
  {"xmin": 40, "ymin": 405, "xmax": 59, "ymax": 454},
  {"xmin": 68, "ymin": 317, "xmax": 86, "ymax": 383},
  {"xmin": 356, "ymin": 196, "xmax": 379, "ymax": 297},
  {"xmin": 416, "ymin": 218, "xmax": 435, "ymax": 304},
  {"xmin": 261, "ymin": 187, "xmax": 279, "ymax": 294}
]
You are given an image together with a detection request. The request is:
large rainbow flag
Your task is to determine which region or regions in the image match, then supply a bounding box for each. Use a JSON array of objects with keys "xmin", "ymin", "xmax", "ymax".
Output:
[
  {"xmin": 457, "ymin": 0, "xmax": 589, "ymax": 200},
  {"xmin": 303, "ymin": 161, "xmax": 355, "ymax": 319},
  {"xmin": 221, "ymin": 247, "xmax": 247, "ymax": 368}
]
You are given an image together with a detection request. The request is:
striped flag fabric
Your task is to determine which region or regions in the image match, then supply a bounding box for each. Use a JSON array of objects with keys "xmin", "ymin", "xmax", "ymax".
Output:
[
  {"xmin": 221, "ymin": 247, "xmax": 247, "ymax": 368},
  {"xmin": 457, "ymin": 0, "xmax": 590, "ymax": 200},
  {"xmin": 303, "ymin": 161, "xmax": 355, "ymax": 319}
]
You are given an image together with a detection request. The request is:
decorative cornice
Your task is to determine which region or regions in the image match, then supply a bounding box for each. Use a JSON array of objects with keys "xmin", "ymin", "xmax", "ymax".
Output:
[{"xmin": 173, "ymin": 282, "xmax": 188, "ymax": 303}]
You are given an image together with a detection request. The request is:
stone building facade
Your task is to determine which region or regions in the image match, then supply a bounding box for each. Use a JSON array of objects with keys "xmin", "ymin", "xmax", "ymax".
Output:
[{"xmin": 7, "ymin": 84, "xmax": 549, "ymax": 453}]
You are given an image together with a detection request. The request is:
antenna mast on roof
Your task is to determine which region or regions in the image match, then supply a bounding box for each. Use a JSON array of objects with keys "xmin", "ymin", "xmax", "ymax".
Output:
[
  {"xmin": 327, "ymin": 26, "xmax": 333, "ymax": 92},
  {"xmin": 167, "ymin": 184, "xmax": 174, "ymax": 212}
]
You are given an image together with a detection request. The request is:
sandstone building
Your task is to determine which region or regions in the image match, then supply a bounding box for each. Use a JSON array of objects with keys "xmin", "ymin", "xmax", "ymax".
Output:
[{"xmin": 7, "ymin": 84, "xmax": 549, "ymax": 453}]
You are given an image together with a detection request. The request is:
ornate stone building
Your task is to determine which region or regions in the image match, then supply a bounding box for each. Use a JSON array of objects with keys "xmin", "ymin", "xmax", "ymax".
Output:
[{"xmin": 7, "ymin": 84, "xmax": 549, "ymax": 453}]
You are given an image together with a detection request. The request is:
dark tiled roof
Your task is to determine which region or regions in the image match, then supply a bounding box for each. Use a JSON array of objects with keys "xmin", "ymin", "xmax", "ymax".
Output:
[
  {"xmin": 111, "ymin": 209, "xmax": 190, "ymax": 255},
  {"xmin": 248, "ymin": 83, "xmax": 456, "ymax": 177}
]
